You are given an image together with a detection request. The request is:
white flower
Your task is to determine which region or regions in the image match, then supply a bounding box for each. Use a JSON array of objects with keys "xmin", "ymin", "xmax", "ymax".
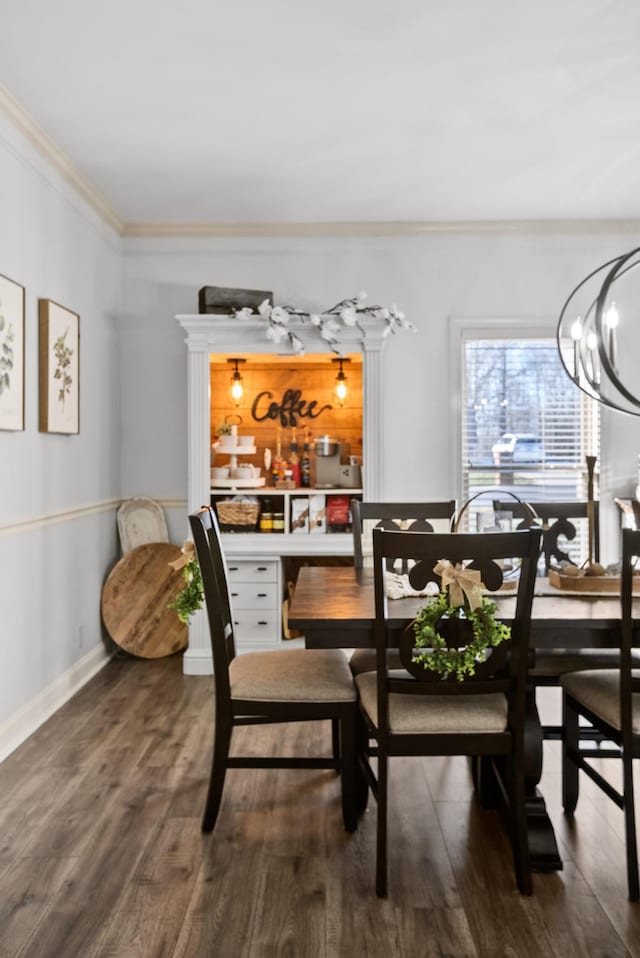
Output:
[
  {"xmin": 322, "ymin": 317, "xmax": 341, "ymax": 334},
  {"xmin": 339, "ymin": 307, "xmax": 357, "ymax": 326},
  {"xmin": 320, "ymin": 326, "xmax": 337, "ymax": 341},
  {"xmin": 289, "ymin": 333, "xmax": 305, "ymax": 354},
  {"xmin": 309, "ymin": 313, "xmax": 322, "ymax": 326},
  {"xmin": 258, "ymin": 299, "xmax": 273, "ymax": 318},
  {"xmin": 270, "ymin": 306, "xmax": 290, "ymax": 324},
  {"xmin": 266, "ymin": 324, "xmax": 287, "ymax": 343},
  {"xmin": 235, "ymin": 307, "xmax": 253, "ymax": 321},
  {"xmin": 357, "ymin": 291, "xmax": 367, "ymax": 302},
  {"xmin": 377, "ymin": 308, "xmax": 390, "ymax": 320}
]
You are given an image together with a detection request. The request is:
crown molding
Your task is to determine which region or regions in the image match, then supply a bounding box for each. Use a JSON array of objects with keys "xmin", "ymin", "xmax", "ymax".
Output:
[
  {"xmin": 0, "ymin": 85, "xmax": 124, "ymax": 234},
  {"xmin": 123, "ymin": 218, "xmax": 640, "ymax": 239}
]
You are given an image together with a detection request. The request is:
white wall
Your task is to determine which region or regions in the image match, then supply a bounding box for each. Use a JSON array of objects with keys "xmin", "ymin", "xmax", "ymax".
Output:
[
  {"xmin": 122, "ymin": 229, "xmax": 640, "ymax": 558},
  {"xmin": 3, "ymin": 100, "xmax": 640, "ymax": 756},
  {"xmin": 0, "ymin": 111, "xmax": 123, "ymax": 754}
]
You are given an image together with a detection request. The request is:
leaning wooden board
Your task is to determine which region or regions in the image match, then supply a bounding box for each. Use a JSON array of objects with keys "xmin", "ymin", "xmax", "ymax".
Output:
[{"xmin": 101, "ymin": 543, "xmax": 188, "ymax": 658}]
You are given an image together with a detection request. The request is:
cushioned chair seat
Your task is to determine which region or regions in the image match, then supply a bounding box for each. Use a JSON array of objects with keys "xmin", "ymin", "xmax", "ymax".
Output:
[
  {"xmin": 531, "ymin": 649, "xmax": 624, "ymax": 678},
  {"xmin": 349, "ymin": 647, "xmax": 403, "ymax": 676},
  {"xmin": 230, "ymin": 649, "xmax": 356, "ymax": 702},
  {"xmin": 355, "ymin": 671, "xmax": 508, "ymax": 734},
  {"xmin": 560, "ymin": 669, "xmax": 640, "ymax": 733}
]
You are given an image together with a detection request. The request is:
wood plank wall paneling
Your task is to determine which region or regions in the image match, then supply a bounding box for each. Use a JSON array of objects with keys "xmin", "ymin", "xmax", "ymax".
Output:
[{"xmin": 210, "ymin": 358, "xmax": 363, "ymax": 479}]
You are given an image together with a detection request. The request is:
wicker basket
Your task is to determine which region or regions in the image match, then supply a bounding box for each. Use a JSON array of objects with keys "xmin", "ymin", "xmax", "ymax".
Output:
[{"xmin": 216, "ymin": 499, "xmax": 260, "ymax": 533}]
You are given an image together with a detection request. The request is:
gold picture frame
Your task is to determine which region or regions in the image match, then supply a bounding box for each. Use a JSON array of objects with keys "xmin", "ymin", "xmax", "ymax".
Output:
[
  {"xmin": 0, "ymin": 273, "xmax": 25, "ymax": 431},
  {"xmin": 39, "ymin": 299, "xmax": 80, "ymax": 435}
]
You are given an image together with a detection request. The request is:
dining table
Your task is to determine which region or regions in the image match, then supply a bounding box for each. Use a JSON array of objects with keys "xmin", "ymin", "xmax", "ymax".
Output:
[{"xmin": 288, "ymin": 565, "xmax": 640, "ymax": 872}]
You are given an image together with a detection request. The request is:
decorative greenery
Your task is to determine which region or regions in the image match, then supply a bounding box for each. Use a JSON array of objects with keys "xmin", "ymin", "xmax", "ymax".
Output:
[
  {"xmin": 168, "ymin": 557, "xmax": 204, "ymax": 624},
  {"xmin": 412, "ymin": 591, "xmax": 511, "ymax": 682},
  {"xmin": 232, "ymin": 291, "xmax": 415, "ymax": 355},
  {"xmin": 0, "ymin": 300, "xmax": 14, "ymax": 396},
  {"xmin": 52, "ymin": 327, "xmax": 74, "ymax": 407}
]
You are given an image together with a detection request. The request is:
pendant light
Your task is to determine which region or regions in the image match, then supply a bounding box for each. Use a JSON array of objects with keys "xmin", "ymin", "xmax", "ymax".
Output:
[
  {"xmin": 332, "ymin": 357, "xmax": 350, "ymax": 407},
  {"xmin": 228, "ymin": 357, "xmax": 246, "ymax": 407},
  {"xmin": 556, "ymin": 246, "xmax": 640, "ymax": 415}
]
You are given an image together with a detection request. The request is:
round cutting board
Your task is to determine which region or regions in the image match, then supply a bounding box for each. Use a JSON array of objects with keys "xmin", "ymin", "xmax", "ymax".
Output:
[{"xmin": 101, "ymin": 543, "xmax": 189, "ymax": 658}]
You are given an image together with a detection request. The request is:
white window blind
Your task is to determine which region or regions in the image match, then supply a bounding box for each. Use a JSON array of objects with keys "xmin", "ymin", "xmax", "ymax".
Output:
[{"xmin": 461, "ymin": 338, "xmax": 600, "ymax": 563}]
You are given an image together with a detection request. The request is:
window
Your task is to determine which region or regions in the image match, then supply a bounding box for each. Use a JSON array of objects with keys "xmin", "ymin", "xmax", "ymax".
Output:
[{"xmin": 460, "ymin": 335, "xmax": 600, "ymax": 559}]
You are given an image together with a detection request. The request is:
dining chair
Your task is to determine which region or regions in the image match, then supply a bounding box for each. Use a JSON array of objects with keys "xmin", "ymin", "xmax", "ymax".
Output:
[
  {"xmin": 188, "ymin": 506, "xmax": 360, "ymax": 834},
  {"xmin": 356, "ymin": 525, "xmax": 541, "ymax": 897},
  {"xmin": 492, "ymin": 499, "xmax": 600, "ymax": 572},
  {"xmin": 352, "ymin": 499, "xmax": 457, "ymax": 572},
  {"xmin": 349, "ymin": 499, "xmax": 457, "ymax": 677},
  {"xmin": 560, "ymin": 527, "xmax": 640, "ymax": 901},
  {"xmin": 494, "ymin": 498, "xmax": 614, "ymax": 741}
]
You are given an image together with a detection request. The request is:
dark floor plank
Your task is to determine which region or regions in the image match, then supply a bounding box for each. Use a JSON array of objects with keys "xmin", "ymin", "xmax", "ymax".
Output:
[{"xmin": 0, "ymin": 657, "xmax": 638, "ymax": 958}]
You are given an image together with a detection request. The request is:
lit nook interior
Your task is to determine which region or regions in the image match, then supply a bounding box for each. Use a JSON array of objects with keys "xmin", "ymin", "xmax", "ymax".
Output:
[{"xmin": 209, "ymin": 353, "xmax": 363, "ymax": 480}]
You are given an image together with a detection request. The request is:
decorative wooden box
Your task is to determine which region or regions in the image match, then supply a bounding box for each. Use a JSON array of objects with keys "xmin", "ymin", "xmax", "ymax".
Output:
[{"xmin": 198, "ymin": 286, "xmax": 273, "ymax": 314}]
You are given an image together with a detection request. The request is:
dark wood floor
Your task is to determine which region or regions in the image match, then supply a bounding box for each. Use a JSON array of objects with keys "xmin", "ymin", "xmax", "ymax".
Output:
[{"xmin": 1, "ymin": 655, "xmax": 639, "ymax": 958}]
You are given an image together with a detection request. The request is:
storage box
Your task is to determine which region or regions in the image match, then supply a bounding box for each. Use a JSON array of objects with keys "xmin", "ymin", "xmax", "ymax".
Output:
[
  {"xmin": 290, "ymin": 497, "xmax": 310, "ymax": 534},
  {"xmin": 309, "ymin": 494, "xmax": 326, "ymax": 534},
  {"xmin": 198, "ymin": 286, "xmax": 273, "ymax": 314}
]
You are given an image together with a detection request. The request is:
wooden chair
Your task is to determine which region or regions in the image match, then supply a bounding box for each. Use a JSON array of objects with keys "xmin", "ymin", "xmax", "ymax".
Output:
[
  {"xmin": 352, "ymin": 499, "xmax": 457, "ymax": 572},
  {"xmin": 188, "ymin": 506, "xmax": 359, "ymax": 834},
  {"xmin": 356, "ymin": 525, "xmax": 541, "ymax": 897},
  {"xmin": 494, "ymin": 498, "xmax": 614, "ymax": 740},
  {"xmin": 349, "ymin": 499, "xmax": 457, "ymax": 677},
  {"xmin": 492, "ymin": 499, "xmax": 600, "ymax": 573},
  {"xmin": 561, "ymin": 527, "xmax": 640, "ymax": 901}
]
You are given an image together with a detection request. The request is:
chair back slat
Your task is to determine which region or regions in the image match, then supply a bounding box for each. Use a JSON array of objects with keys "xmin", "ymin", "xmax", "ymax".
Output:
[
  {"xmin": 621, "ymin": 528, "xmax": 640, "ymax": 743},
  {"xmin": 352, "ymin": 499, "xmax": 456, "ymax": 572},
  {"xmin": 189, "ymin": 507, "xmax": 236, "ymax": 703}
]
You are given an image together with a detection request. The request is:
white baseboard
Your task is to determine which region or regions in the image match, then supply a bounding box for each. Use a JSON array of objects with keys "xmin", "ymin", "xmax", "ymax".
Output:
[{"xmin": 0, "ymin": 643, "xmax": 112, "ymax": 763}]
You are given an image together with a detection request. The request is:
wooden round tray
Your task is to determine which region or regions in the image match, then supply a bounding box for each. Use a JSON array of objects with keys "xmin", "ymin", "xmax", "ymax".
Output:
[{"xmin": 101, "ymin": 543, "xmax": 188, "ymax": 658}]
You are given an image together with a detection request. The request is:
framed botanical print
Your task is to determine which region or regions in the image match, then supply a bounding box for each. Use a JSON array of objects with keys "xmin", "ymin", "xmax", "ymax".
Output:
[
  {"xmin": 0, "ymin": 273, "xmax": 25, "ymax": 431},
  {"xmin": 39, "ymin": 299, "xmax": 80, "ymax": 435}
]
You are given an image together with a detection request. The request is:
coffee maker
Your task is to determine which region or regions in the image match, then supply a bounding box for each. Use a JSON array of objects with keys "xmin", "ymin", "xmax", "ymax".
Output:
[{"xmin": 314, "ymin": 436, "xmax": 345, "ymax": 487}]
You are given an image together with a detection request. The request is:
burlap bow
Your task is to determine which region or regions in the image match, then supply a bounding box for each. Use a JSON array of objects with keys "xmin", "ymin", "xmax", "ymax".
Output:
[
  {"xmin": 433, "ymin": 559, "xmax": 484, "ymax": 610},
  {"xmin": 168, "ymin": 539, "xmax": 196, "ymax": 571}
]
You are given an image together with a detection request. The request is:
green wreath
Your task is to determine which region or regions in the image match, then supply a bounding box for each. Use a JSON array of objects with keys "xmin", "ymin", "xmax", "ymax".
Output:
[
  {"xmin": 412, "ymin": 591, "xmax": 510, "ymax": 682},
  {"xmin": 168, "ymin": 557, "xmax": 204, "ymax": 624}
]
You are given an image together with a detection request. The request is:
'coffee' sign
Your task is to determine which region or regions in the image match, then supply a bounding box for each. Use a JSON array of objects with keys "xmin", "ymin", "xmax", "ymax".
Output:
[{"xmin": 251, "ymin": 389, "xmax": 331, "ymax": 427}]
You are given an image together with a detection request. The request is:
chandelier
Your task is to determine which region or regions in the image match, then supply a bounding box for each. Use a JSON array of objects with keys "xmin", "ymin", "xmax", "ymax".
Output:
[{"xmin": 556, "ymin": 246, "xmax": 640, "ymax": 415}]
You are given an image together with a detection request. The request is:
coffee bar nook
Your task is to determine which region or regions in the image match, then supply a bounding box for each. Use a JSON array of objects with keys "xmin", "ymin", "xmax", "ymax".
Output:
[{"xmin": 177, "ymin": 310, "xmax": 390, "ymax": 674}]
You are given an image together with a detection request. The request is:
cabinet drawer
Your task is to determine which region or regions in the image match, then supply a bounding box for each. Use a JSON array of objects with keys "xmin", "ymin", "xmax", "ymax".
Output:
[
  {"xmin": 229, "ymin": 582, "xmax": 279, "ymax": 610},
  {"xmin": 226, "ymin": 560, "xmax": 279, "ymax": 583},
  {"xmin": 232, "ymin": 610, "xmax": 279, "ymax": 644}
]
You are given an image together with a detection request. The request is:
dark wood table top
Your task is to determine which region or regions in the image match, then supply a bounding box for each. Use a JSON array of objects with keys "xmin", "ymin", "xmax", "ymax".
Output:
[{"xmin": 289, "ymin": 566, "xmax": 638, "ymax": 648}]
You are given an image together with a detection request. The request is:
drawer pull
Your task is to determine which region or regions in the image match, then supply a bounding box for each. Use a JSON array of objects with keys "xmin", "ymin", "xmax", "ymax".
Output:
[
  {"xmin": 229, "ymin": 566, "xmax": 239, "ymax": 572},
  {"xmin": 258, "ymin": 620, "xmax": 268, "ymax": 626},
  {"xmin": 256, "ymin": 566, "xmax": 268, "ymax": 572},
  {"xmin": 257, "ymin": 593, "xmax": 267, "ymax": 598},
  {"xmin": 231, "ymin": 592, "xmax": 239, "ymax": 597}
]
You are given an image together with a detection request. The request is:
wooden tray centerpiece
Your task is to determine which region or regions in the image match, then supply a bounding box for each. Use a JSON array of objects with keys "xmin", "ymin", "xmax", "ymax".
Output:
[{"xmin": 548, "ymin": 567, "xmax": 640, "ymax": 593}]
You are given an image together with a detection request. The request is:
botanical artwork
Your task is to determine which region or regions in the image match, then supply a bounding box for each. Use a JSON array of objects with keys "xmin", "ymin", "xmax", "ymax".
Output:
[
  {"xmin": 0, "ymin": 273, "xmax": 25, "ymax": 431},
  {"xmin": 39, "ymin": 299, "xmax": 80, "ymax": 434}
]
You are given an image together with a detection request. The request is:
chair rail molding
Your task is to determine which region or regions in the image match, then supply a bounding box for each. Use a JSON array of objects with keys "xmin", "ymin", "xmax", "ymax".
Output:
[{"xmin": 176, "ymin": 312, "xmax": 389, "ymax": 675}]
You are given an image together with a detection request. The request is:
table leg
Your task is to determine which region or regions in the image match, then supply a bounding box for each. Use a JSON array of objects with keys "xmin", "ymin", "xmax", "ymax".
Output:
[{"xmin": 475, "ymin": 687, "xmax": 562, "ymax": 871}]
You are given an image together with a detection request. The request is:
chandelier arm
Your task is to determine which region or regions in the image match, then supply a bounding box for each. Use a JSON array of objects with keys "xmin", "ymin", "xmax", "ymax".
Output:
[{"xmin": 595, "ymin": 247, "xmax": 640, "ymax": 409}]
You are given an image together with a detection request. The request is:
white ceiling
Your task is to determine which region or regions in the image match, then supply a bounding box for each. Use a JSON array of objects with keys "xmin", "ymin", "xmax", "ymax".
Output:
[{"xmin": 2, "ymin": 0, "xmax": 640, "ymax": 228}]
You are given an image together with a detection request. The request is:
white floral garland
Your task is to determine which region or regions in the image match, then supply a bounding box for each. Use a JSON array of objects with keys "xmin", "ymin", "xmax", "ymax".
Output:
[{"xmin": 232, "ymin": 291, "xmax": 415, "ymax": 355}]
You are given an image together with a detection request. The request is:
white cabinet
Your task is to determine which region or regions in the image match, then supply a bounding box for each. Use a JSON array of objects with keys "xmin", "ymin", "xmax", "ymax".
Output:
[{"xmin": 226, "ymin": 558, "xmax": 281, "ymax": 652}]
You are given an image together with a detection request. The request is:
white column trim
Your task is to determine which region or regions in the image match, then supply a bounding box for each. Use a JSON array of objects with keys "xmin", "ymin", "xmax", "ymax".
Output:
[{"xmin": 176, "ymin": 312, "xmax": 390, "ymax": 674}]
